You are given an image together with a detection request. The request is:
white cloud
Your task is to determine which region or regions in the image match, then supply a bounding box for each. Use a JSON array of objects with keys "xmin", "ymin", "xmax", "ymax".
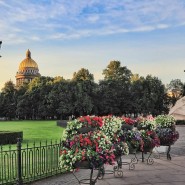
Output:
[
  {"xmin": 87, "ymin": 15, "xmax": 100, "ymax": 23},
  {"xmin": 0, "ymin": 0, "xmax": 185, "ymax": 44},
  {"xmin": 30, "ymin": 36, "xmax": 41, "ymax": 41}
]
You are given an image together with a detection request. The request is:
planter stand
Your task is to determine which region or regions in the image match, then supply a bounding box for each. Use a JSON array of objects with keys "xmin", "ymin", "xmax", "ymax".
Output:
[
  {"xmin": 98, "ymin": 156, "xmax": 135, "ymax": 179},
  {"xmin": 101, "ymin": 155, "xmax": 135, "ymax": 179},
  {"xmin": 97, "ymin": 164, "xmax": 123, "ymax": 178},
  {"xmin": 131, "ymin": 151, "xmax": 154, "ymax": 165},
  {"xmin": 97, "ymin": 157, "xmax": 123, "ymax": 178},
  {"xmin": 153, "ymin": 145, "xmax": 172, "ymax": 160},
  {"xmin": 117, "ymin": 155, "xmax": 135, "ymax": 170},
  {"xmin": 73, "ymin": 166, "xmax": 104, "ymax": 185}
]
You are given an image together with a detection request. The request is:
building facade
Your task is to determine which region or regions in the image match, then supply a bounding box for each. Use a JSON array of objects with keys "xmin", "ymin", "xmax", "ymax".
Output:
[{"xmin": 15, "ymin": 49, "xmax": 41, "ymax": 87}]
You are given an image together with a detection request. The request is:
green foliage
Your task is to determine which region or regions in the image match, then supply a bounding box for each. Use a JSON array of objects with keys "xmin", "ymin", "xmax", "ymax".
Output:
[
  {"xmin": 72, "ymin": 68, "xmax": 94, "ymax": 82},
  {"xmin": 138, "ymin": 75, "xmax": 166, "ymax": 115},
  {"xmin": 102, "ymin": 60, "xmax": 132, "ymax": 82},
  {"xmin": 176, "ymin": 120, "xmax": 185, "ymax": 125},
  {"xmin": 97, "ymin": 79, "xmax": 132, "ymax": 115},
  {"xmin": 0, "ymin": 80, "xmax": 17, "ymax": 119},
  {"xmin": 166, "ymin": 79, "xmax": 184, "ymax": 106},
  {"xmin": 0, "ymin": 61, "xmax": 174, "ymax": 119}
]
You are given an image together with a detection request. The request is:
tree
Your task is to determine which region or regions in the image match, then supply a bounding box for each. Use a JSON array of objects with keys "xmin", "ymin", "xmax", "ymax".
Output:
[
  {"xmin": 130, "ymin": 75, "xmax": 145, "ymax": 114},
  {"xmin": 96, "ymin": 79, "xmax": 132, "ymax": 116},
  {"xmin": 0, "ymin": 80, "xmax": 17, "ymax": 119},
  {"xmin": 100, "ymin": 61, "xmax": 133, "ymax": 115},
  {"xmin": 53, "ymin": 76, "xmax": 65, "ymax": 83},
  {"xmin": 54, "ymin": 81, "xmax": 75, "ymax": 119},
  {"xmin": 102, "ymin": 60, "xmax": 132, "ymax": 82},
  {"xmin": 140, "ymin": 75, "xmax": 166, "ymax": 115},
  {"xmin": 131, "ymin": 74, "xmax": 140, "ymax": 83},
  {"xmin": 16, "ymin": 93, "xmax": 32, "ymax": 119},
  {"xmin": 72, "ymin": 68, "xmax": 94, "ymax": 82},
  {"xmin": 73, "ymin": 81, "xmax": 95, "ymax": 116},
  {"xmin": 166, "ymin": 79, "xmax": 184, "ymax": 106}
]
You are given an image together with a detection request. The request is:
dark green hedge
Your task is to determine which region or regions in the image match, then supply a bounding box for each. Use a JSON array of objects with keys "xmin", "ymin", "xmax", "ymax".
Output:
[
  {"xmin": 0, "ymin": 131, "xmax": 23, "ymax": 145},
  {"xmin": 56, "ymin": 120, "xmax": 68, "ymax": 127},
  {"xmin": 176, "ymin": 120, "xmax": 185, "ymax": 125}
]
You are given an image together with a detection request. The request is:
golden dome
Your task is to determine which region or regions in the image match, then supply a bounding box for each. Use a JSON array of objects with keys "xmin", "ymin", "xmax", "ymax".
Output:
[{"xmin": 18, "ymin": 49, "xmax": 38, "ymax": 70}]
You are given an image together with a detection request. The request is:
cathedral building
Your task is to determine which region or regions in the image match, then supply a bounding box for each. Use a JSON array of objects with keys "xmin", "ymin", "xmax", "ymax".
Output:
[{"xmin": 15, "ymin": 49, "xmax": 41, "ymax": 87}]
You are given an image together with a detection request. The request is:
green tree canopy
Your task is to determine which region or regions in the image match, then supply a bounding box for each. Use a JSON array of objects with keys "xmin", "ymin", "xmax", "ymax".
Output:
[
  {"xmin": 72, "ymin": 68, "xmax": 94, "ymax": 82},
  {"xmin": 166, "ymin": 79, "xmax": 184, "ymax": 106},
  {"xmin": 0, "ymin": 80, "xmax": 17, "ymax": 119},
  {"xmin": 102, "ymin": 60, "xmax": 132, "ymax": 82}
]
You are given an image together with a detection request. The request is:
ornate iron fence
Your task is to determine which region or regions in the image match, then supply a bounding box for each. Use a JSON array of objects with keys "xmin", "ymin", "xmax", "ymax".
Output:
[{"xmin": 0, "ymin": 139, "xmax": 63, "ymax": 184}]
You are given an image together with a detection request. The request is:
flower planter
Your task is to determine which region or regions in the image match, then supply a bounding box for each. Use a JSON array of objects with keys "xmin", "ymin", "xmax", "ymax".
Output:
[
  {"xmin": 160, "ymin": 139, "xmax": 175, "ymax": 146},
  {"xmin": 137, "ymin": 125, "xmax": 150, "ymax": 130},
  {"xmin": 122, "ymin": 124, "xmax": 133, "ymax": 130},
  {"xmin": 78, "ymin": 127, "xmax": 96, "ymax": 134},
  {"xmin": 143, "ymin": 147, "xmax": 154, "ymax": 153},
  {"xmin": 170, "ymin": 124, "xmax": 176, "ymax": 132},
  {"xmin": 160, "ymin": 142, "xmax": 174, "ymax": 146},
  {"xmin": 74, "ymin": 160, "xmax": 91, "ymax": 169},
  {"xmin": 115, "ymin": 155, "xmax": 121, "ymax": 161},
  {"xmin": 156, "ymin": 128, "xmax": 179, "ymax": 146},
  {"xmin": 129, "ymin": 147, "xmax": 137, "ymax": 154}
]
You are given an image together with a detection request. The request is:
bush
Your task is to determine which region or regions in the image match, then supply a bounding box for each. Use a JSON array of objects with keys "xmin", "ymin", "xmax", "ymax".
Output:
[
  {"xmin": 0, "ymin": 131, "xmax": 23, "ymax": 145},
  {"xmin": 176, "ymin": 120, "xmax": 185, "ymax": 125},
  {"xmin": 56, "ymin": 120, "xmax": 68, "ymax": 127}
]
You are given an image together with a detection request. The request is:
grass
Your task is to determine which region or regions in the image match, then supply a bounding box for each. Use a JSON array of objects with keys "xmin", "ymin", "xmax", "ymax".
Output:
[{"xmin": 0, "ymin": 120, "xmax": 65, "ymax": 148}]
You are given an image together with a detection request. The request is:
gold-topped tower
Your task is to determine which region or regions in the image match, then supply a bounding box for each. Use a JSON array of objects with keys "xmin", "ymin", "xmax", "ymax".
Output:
[{"xmin": 15, "ymin": 49, "xmax": 41, "ymax": 87}]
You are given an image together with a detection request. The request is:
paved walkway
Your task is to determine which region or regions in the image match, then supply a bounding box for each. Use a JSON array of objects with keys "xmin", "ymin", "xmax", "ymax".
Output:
[{"xmin": 31, "ymin": 126, "xmax": 185, "ymax": 185}]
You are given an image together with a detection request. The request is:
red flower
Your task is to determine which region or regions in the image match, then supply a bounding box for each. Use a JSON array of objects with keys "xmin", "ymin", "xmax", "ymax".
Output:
[
  {"xmin": 122, "ymin": 117, "xmax": 135, "ymax": 125},
  {"xmin": 60, "ymin": 149, "xmax": 67, "ymax": 155}
]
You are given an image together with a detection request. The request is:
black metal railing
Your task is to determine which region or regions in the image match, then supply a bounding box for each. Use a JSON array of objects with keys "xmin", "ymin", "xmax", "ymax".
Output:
[{"xmin": 0, "ymin": 139, "xmax": 63, "ymax": 184}]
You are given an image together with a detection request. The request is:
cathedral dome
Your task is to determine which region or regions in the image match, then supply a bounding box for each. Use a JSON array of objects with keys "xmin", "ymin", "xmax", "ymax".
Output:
[
  {"xmin": 16, "ymin": 49, "xmax": 41, "ymax": 87},
  {"xmin": 18, "ymin": 49, "xmax": 38, "ymax": 70}
]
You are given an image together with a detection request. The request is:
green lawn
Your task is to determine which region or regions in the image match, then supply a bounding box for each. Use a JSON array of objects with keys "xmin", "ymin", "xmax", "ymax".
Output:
[{"xmin": 0, "ymin": 120, "xmax": 65, "ymax": 147}]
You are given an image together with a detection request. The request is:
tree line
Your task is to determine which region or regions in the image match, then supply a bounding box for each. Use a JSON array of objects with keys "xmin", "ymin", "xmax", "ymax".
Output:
[{"xmin": 0, "ymin": 61, "xmax": 184, "ymax": 120}]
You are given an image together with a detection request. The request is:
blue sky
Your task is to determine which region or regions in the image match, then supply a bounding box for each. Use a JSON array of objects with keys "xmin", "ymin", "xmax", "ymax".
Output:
[{"xmin": 0, "ymin": 0, "xmax": 185, "ymax": 89}]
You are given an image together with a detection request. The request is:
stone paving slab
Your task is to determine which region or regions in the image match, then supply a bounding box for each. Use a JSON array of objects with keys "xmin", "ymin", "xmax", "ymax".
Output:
[{"xmin": 96, "ymin": 156, "xmax": 185, "ymax": 185}]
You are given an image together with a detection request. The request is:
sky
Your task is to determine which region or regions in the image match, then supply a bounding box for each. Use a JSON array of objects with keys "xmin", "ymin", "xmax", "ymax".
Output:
[{"xmin": 0, "ymin": 0, "xmax": 185, "ymax": 90}]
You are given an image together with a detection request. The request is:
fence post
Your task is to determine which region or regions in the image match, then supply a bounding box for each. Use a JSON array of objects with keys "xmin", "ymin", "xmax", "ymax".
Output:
[{"xmin": 17, "ymin": 138, "xmax": 23, "ymax": 185}]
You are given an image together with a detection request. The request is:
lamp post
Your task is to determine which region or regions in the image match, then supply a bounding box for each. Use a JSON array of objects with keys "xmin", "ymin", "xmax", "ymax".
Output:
[{"xmin": 0, "ymin": 41, "xmax": 2, "ymax": 57}]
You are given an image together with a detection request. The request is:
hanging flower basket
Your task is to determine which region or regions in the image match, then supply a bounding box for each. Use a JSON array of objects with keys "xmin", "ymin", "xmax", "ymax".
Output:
[
  {"xmin": 129, "ymin": 146, "xmax": 138, "ymax": 154},
  {"xmin": 115, "ymin": 155, "xmax": 121, "ymax": 161},
  {"xmin": 122, "ymin": 124, "xmax": 133, "ymax": 131},
  {"xmin": 156, "ymin": 128, "xmax": 179, "ymax": 146},
  {"xmin": 74, "ymin": 160, "xmax": 91, "ymax": 169},
  {"xmin": 170, "ymin": 124, "xmax": 176, "ymax": 132},
  {"xmin": 155, "ymin": 115, "xmax": 176, "ymax": 129},
  {"xmin": 143, "ymin": 146, "xmax": 154, "ymax": 153},
  {"xmin": 137, "ymin": 125, "xmax": 151, "ymax": 131},
  {"xmin": 140, "ymin": 130, "xmax": 160, "ymax": 153}
]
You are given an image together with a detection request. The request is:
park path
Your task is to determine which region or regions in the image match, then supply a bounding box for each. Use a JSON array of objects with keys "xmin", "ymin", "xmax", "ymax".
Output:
[{"xmin": 31, "ymin": 126, "xmax": 185, "ymax": 185}]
